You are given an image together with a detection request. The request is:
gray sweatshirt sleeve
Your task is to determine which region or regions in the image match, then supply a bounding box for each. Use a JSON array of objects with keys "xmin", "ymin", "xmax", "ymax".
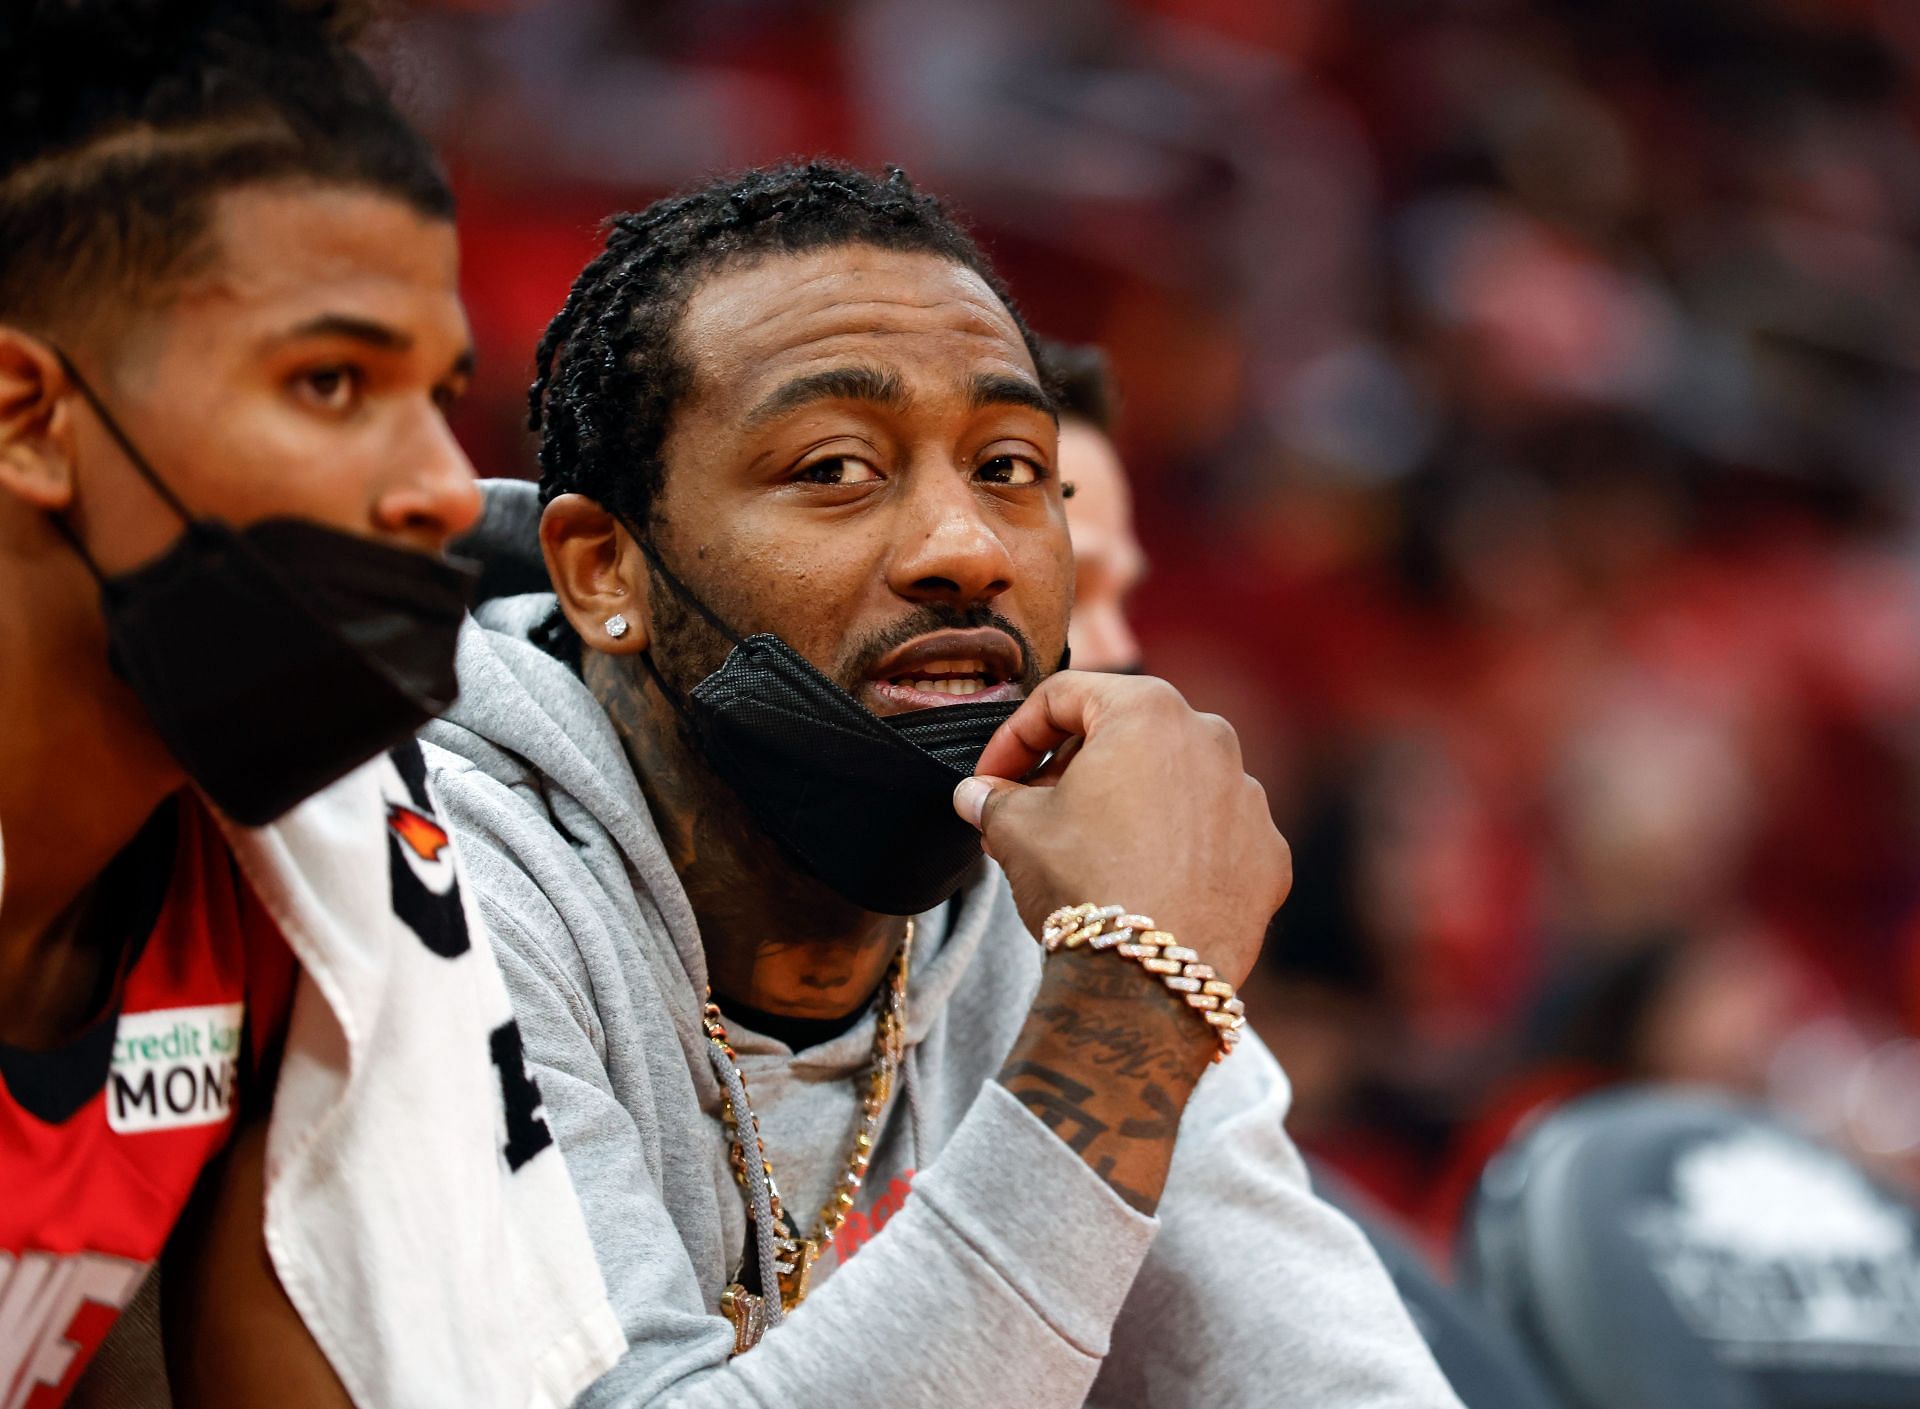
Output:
[
  {"xmin": 1088, "ymin": 1033, "xmax": 1463, "ymax": 1408},
  {"xmin": 462, "ymin": 857, "xmax": 1163, "ymax": 1407}
]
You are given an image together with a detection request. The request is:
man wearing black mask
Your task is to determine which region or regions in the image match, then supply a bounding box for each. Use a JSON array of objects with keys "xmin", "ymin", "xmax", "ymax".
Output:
[
  {"xmin": 424, "ymin": 162, "xmax": 1456, "ymax": 1407},
  {"xmin": 0, "ymin": 4, "xmax": 618, "ymax": 1404}
]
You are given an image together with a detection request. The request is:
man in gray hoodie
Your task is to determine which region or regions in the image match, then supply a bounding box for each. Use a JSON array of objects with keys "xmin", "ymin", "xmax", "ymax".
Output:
[{"xmin": 421, "ymin": 160, "xmax": 1460, "ymax": 1408}]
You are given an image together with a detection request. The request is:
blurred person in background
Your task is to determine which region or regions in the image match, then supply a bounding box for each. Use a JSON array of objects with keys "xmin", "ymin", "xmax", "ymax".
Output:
[
  {"xmin": 422, "ymin": 160, "xmax": 1459, "ymax": 1408},
  {"xmin": 0, "ymin": 2, "xmax": 618, "ymax": 1403},
  {"xmin": 1037, "ymin": 337, "xmax": 1147, "ymax": 675}
]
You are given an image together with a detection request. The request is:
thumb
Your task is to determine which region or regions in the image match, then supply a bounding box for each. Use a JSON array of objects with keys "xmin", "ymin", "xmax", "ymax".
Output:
[{"xmin": 953, "ymin": 774, "xmax": 1023, "ymax": 835}]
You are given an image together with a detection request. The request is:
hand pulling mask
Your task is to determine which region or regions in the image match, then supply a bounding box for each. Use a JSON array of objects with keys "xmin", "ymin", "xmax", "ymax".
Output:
[
  {"xmin": 50, "ymin": 352, "xmax": 478, "ymax": 827},
  {"xmin": 631, "ymin": 536, "xmax": 1053, "ymax": 916}
]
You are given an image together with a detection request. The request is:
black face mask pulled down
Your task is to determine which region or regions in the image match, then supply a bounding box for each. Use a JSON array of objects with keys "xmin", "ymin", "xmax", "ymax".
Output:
[
  {"xmin": 633, "ymin": 540, "xmax": 1033, "ymax": 916},
  {"xmin": 52, "ymin": 354, "xmax": 478, "ymax": 827}
]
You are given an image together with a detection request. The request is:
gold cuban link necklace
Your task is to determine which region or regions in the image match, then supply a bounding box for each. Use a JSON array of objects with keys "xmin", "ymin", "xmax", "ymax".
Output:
[{"xmin": 702, "ymin": 918, "xmax": 912, "ymax": 1353}]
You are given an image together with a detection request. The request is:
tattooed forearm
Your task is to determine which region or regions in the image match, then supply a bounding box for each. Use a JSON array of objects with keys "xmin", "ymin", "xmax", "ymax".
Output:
[
  {"xmin": 1022, "ymin": 999, "xmax": 1195, "ymax": 1082},
  {"xmin": 1001, "ymin": 1061, "xmax": 1109, "ymax": 1153},
  {"xmin": 998, "ymin": 950, "xmax": 1215, "ymax": 1214}
]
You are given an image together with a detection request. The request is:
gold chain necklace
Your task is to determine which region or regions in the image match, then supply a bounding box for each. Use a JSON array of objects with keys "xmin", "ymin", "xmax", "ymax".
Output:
[{"xmin": 702, "ymin": 918, "xmax": 913, "ymax": 1352}]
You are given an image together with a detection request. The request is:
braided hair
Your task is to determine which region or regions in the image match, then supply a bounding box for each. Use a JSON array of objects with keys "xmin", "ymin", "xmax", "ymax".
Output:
[
  {"xmin": 0, "ymin": 0, "xmax": 450, "ymax": 332},
  {"xmin": 531, "ymin": 161, "xmax": 1045, "ymax": 533}
]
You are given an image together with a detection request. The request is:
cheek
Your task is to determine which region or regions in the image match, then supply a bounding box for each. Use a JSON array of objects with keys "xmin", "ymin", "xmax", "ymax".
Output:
[
  {"xmin": 1014, "ymin": 530, "xmax": 1075, "ymax": 640},
  {"xmin": 142, "ymin": 384, "xmax": 378, "ymax": 536},
  {"xmin": 219, "ymin": 403, "xmax": 381, "ymax": 531},
  {"xmin": 694, "ymin": 521, "xmax": 884, "ymax": 665}
]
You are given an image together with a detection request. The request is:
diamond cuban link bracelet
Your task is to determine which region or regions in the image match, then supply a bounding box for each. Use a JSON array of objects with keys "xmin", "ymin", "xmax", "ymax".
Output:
[{"xmin": 1038, "ymin": 904, "xmax": 1247, "ymax": 1060}]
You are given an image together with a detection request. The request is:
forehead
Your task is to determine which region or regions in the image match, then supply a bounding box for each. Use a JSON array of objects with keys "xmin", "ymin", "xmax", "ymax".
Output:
[
  {"xmin": 136, "ymin": 182, "xmax": 462, "ymax": 356},
  {"xmin": 675, "ymin": 245, "xmax": 1035, "ymax": 404}
]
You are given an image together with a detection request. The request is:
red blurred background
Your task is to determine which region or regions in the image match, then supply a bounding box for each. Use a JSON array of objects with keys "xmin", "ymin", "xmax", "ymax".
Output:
[{"xmin": 388, "ymin": 0, "xmax": 1920, "ymax": 1247}]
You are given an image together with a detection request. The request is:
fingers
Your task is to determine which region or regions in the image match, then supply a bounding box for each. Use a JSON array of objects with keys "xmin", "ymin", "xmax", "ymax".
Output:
[
  {"xmin": 1027, "ymin": 734, "xmax": 1083, "ymax": 787},
  {"xmin": 952, "ymin": 774, "xmax": 1020, "ymax": 831},
  {"xmin": 971, "ymin": 673, "xmax": 1101, "ymax": 781},
  {"xmin": 952, "ymin": 773, "xmax": 1045, "ymax": 866},
  {"xmin": 972, "ymin": 671, "xmax": 1179, "ymax": 781}
]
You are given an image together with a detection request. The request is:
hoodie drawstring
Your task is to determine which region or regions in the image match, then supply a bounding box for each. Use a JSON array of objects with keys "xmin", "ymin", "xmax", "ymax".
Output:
[{"xmin": 706, "ymin": 1041, "xmax": 785, "ymax": 1330}]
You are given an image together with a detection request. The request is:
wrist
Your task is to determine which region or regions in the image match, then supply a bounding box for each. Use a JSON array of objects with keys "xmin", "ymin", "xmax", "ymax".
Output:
[
  {"xmin": 1037, "ymin": 903, "xmax": 1247, "ymax": 1062},
  {"xmin": 998, "ymin": 950, "xmax": 1211, "ymax": 1214},
  {"xmin": 1023, "ymin": 946, "xmax": 1218, "ymax": 1081}
]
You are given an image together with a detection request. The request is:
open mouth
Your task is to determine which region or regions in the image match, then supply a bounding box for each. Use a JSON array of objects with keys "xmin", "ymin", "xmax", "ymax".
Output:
[{"xmin": 861, "ymin": 629, "xmax": 1026, "ymax": 715}]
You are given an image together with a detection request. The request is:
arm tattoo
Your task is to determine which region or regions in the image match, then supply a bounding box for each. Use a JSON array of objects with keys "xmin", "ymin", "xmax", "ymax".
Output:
[
  {"xmin": 1022, "ymin": 999, "xmax": 1193, "ymax": 1082},
  {"xmin": 1001, "ymin": 1060, "xmax": 1177, "ymax": 1213},
  {"xmin": 1091, "ymin": 1157, "xmax": 1156, "ymax": 1213},
  {"xmin": 997, "ymin": 952, "xmax": 1214, "ymax": 1215},
  {"xmin": 1118, "ymin": 1079, "xmax": 1182, "ymax": 1140},
  {"xmin": 1002, "ymin": 1061, "xmax": 1108, "ymax": 1153}
]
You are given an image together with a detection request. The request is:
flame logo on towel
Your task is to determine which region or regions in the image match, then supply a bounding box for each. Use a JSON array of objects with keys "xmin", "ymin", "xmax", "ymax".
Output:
[
  {"xmin": 387, "ymin": 803, "xmax": 451, "ymax": 863},
  {"xmin": 382, "ymin": 744, "xmax": 469, "ymax": 959}
]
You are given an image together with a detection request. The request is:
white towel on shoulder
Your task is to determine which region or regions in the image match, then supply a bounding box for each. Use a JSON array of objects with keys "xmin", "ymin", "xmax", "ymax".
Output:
[
  {"xmin": 8, "ymin": 741, "xmax": 623, "ymax": 1407},
  {"xmin": 213, "ymin": 742, "xmax": 623, "ymax": 1408}
]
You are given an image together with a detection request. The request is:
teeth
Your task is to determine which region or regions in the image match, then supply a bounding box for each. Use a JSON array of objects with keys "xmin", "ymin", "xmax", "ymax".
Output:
[
  {"xmin": 904, "ymin": 678, "xmax": 986, "ymax": 695},
  {"xmin": 912, "ymin": 659, "xmax": 987, "ymax": 677}
]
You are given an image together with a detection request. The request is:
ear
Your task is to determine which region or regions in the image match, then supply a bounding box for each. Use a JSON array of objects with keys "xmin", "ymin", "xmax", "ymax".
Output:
[
  {"xmin": 540, "ymin": 492, "xmax": 653, "ymax": 654},
  {"xmin": 0, "ymin": 329, "xmax": 78, "ymax": 512}
]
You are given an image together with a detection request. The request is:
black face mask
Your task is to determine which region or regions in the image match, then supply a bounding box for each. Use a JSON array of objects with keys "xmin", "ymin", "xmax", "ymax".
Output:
[
  {"xmin": 633, "ymin": 538, "xmax": 1052, "ymax": 916},
  {"xmin": 51, "ymin": 353, "xmax": 478, "ymax": 827}
]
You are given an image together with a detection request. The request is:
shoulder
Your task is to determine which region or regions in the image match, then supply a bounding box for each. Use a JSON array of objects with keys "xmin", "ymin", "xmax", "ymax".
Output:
[
  {"xmin": 419, "ymin": 729, "xmax": 540, "ymax": 817},
  {"xmin": 418, "ymin": 741, "xmax": 603, "ymax": 1019},
  {"xmin": 419, "ymin": 736, "xmax": 580, "ymax": 916}
]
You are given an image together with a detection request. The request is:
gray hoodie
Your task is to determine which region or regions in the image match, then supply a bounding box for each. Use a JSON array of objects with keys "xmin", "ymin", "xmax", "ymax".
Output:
[{"xmin": 419, "ymin": 492, "xmax": 1459, "ymax": 1409}]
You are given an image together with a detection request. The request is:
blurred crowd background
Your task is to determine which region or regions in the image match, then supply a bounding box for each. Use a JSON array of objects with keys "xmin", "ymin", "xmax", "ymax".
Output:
[{"xmin": 385, "ymin": 0, "xmax": 1920, "ymax": 1248}]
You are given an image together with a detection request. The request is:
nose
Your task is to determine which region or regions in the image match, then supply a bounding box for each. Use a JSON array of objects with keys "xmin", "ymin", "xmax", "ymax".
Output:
[
  {"xmin": 887, "ymin": 464, "xmax": 1016, "ymax": 608},
  {"xmin": 371, "ymin": 412, "xmax": 483, "ymax": 552},
  {"xmin": 1067, "ymin": 600, "xmax": 1141, "ymax": 674}
]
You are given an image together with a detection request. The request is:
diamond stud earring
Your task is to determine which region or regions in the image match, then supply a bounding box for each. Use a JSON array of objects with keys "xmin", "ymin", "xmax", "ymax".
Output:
[{"xmin": 605, "ymin": 613, "xmax": 630, "ymax": 640}]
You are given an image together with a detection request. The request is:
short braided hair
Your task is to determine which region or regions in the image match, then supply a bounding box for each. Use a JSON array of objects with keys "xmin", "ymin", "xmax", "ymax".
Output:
[{"xmin": 531, "ymin": 161, "xmax": 1045, "ymax": 532}]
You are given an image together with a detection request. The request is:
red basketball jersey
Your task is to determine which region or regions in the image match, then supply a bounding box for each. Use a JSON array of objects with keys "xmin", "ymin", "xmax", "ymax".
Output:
[{"xmin": 1, "ymin": 796, "xmax": 297, "ymax": 1408}]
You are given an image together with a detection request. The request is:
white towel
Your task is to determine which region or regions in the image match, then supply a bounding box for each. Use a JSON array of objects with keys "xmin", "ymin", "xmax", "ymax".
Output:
[
  {"xmin": 0, "ymin": 741, "xmax": 625, "ymax": 1408},
  {"xmin": 217, "ymin": 742, "xmax": 625, "ymax": 1408}
]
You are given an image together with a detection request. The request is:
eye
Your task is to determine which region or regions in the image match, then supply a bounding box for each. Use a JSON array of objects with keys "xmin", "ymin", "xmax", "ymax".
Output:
[
  {"xmin": 796, "ymin": 455, "xmax": 884, "ymax": 486},
  {"xmin": 977, "ymin": 454, "xmax": 1042, "ymax": 486},
  {"xmin": 293, "ymin": 364, "xmax": 363, "ymax": 415}
]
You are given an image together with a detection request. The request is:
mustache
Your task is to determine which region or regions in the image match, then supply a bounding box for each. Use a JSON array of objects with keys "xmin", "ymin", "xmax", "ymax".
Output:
[{"xmin": 838, "ymin": 603, "xmax": 1039, "ymax": 689}]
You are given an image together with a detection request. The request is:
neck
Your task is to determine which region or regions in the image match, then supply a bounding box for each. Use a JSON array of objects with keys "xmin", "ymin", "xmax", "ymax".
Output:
[
  {"xmin": 586, "ymin": 650, "xmax": 904, "ymax": 1021},
  {"xmin": 0, "ymin": 555, "xmax": 182, "ymax": 1033}
]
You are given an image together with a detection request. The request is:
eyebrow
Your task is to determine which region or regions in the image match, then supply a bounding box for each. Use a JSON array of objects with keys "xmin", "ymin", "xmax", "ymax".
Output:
[
  {"xmin": 741, "ymin": 364, "xmax": 1057, "ymax": 430},
  {"xmin": 969, "ymin": 372, "xmax": 1057, "ymax": 422},
  {"xmin": 742, "ymin": 365, "xmax": 909, "ymax": 430},
  {"xmin": 284, "ymin": 313, "xmax": 414, "ymax": 350},
  {"xmin": 275, "ymin": 313, "xmax": 476, "ymax": 380}
]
